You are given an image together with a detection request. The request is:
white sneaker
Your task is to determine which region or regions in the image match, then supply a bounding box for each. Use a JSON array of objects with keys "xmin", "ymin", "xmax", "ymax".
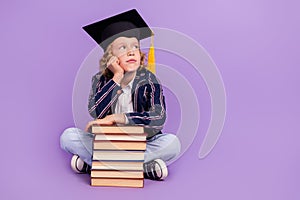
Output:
[
  {"xmin": 70, "ymin": 155, "xmax": 91, "ymax": 174},
  {"xmin": 143, "ymin": 159, "xmax": 168, "ymax": 180}
]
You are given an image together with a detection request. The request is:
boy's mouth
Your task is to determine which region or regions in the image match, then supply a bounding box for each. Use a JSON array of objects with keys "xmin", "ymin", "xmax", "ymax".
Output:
[{"xmin": 126, "ymin": 59, "xmax": 137, "ymax": 63}]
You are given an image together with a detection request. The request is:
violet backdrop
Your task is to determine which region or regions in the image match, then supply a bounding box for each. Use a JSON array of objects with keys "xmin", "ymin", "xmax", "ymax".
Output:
[{"xmin": 1, "ymin": 1, "xmax": 299, "ymax": 200}]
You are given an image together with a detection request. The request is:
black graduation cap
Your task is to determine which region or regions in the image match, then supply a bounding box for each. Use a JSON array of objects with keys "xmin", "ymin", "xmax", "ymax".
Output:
[{"xmin": 82, "ymin": 9, "xmax": 152, "ymax": 50}]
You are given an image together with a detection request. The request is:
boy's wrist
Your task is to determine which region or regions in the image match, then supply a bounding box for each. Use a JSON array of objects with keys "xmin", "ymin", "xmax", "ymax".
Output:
[
  {"xmin": 112, "ymin": 73, "xmax": 124, "ymax": 84},
  {"xmin": 113, "ymin": 113, "xmax": 126, "ymax": 124}
]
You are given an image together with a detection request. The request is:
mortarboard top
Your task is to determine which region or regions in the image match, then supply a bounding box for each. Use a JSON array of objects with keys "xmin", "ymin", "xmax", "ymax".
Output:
[{"xmin": 82, "ymin": 9, "xmax": 152, "ymax": 50}]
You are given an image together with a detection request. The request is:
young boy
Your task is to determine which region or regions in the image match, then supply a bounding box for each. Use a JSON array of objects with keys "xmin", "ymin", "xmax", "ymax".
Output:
[{"xmin": 60, "ymin": 9, "xmax": 181, "ymax": 181}]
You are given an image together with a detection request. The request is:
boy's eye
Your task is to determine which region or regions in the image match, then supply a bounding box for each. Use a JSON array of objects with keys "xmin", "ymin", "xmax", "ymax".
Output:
[
  {"xmin": 119, "ymin": 46, "xmax": 126, "ymax": 50},
  {"xmin": 133, "ymin": 45, "xmax": 139, "ymax": 49}
]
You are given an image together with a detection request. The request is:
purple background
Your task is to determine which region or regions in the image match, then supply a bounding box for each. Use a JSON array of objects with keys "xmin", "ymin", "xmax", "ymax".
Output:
[{"xmin": 1, "ymin": 1, "xmax": 299, "ymax": 200}]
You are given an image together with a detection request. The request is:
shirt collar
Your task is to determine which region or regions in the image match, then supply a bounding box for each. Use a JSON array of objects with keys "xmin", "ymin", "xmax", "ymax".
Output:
[{"xmin": 122, "ymin": 74, "xmax": 135, "ymax": 94}]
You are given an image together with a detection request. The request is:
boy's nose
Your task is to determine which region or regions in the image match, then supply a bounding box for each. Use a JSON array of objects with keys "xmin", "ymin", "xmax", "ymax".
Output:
[{"xmin": 127, "ymin": 50, "xmax": 135, "ymax": 56}]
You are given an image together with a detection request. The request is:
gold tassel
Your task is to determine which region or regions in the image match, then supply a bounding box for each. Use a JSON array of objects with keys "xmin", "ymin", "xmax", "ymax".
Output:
[{"xmin": 147, "ymin": 32, "xmax": 156, "ymax": 74}]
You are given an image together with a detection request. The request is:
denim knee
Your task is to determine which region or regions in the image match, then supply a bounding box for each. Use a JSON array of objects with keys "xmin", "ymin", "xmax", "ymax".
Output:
[
  {"xmin": 60, "ymin": 127, "xmax": 80, "ymax": 150},
  {"xmin": 167, "ymin": 134, "xmax": 181, "ymax": 159}
]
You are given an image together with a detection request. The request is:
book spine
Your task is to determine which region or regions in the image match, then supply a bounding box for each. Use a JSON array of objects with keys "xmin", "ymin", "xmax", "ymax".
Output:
[
  {"xmin": 91, "ymin": 170, "xmax": 143, "ymax": 178},
  {"xmin": 92, "ymin": 126, "xmax": 144, "ymax": 134},
  {"xmin": 93, "ymin": 141, "xmax": 146, "ymax": 150},
  {"xmin": 91, "ymin": 178, "xmax": 144, "ymax": 188},
  {"xmin": 94, "ymin": 134, "xmax": 147, "ymax": 141}
]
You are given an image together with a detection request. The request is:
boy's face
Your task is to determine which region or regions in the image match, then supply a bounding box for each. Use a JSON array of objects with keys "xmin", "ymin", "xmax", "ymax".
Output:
[{"xmin": 111, "ymin": 37, "xmax": 141, "ymax": 72}]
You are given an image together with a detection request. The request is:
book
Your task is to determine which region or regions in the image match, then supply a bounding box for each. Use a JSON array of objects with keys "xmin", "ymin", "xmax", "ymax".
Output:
[
  {"xmin": 91, "ymin": 170, "xmax": 143, "ymax": 178},
  {"xmin": 92, "ymin": 125, "xmax": 144, "ymax": 134},
  {"xmin": 93, "ymin": 150, "xmax": 144, "ymax": 161},
  {"xmin": 94, "ymin": 134, "xmax": 147, "ymax": 141},
  {"xmin": 92, "ymin": 161, "xmax": 143, "ymax": 171},
  {"xmin": 91, "ymin": 125, "xmax": 146, "ymax": 188},
  {"xmin": 93, "ymin": 141, "xmax": 146, "ymax": 150},
  {"xmin": 91, "ymin": 178, "xmax": 144, "ymax": 188}
]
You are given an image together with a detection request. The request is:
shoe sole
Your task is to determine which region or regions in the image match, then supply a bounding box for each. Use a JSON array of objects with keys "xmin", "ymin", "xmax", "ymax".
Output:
[
  {"xmin": 71, "ymin": 155, "xmax": 81, "ymax": 173},
  {"xmin": 154, "ymin": 159, "xmax": 168, "ymax": 180}
]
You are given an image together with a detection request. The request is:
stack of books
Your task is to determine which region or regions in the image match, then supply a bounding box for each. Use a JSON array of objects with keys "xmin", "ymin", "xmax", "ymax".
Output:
[{"xmin": 91, "ymin": 125, "xmax": 147, "ymax": 187}]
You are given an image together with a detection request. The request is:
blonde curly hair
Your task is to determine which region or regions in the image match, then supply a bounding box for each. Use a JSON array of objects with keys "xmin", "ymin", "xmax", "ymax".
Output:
[{"xmin": 99, "ymin": 43, "xmax": 146, "ymax": 79}]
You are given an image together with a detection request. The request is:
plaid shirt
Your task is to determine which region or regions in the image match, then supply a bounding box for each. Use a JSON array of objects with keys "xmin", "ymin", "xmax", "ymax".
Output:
[{"xmin": 88, "ymin": 67, "xmax": 166, "ymax": 138}]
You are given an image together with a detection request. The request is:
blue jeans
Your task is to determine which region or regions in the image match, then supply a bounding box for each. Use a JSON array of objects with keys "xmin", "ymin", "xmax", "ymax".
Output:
[{"xmin": 60, "ymin": 127, "xmax": 181, "ymax": 166}]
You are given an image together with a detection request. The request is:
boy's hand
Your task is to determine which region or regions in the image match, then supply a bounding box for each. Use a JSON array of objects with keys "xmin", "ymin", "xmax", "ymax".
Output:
[
  {"xmin": 84, "ymin": 118, "xmax": 114, "ymax": 132},
  {"xmin": 107, "ymin": 56, "xmax": 124, "ymax": 84},
  {"xmin": 84, "ymin": 114, "xmax": 126, "ymax": 132}
]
